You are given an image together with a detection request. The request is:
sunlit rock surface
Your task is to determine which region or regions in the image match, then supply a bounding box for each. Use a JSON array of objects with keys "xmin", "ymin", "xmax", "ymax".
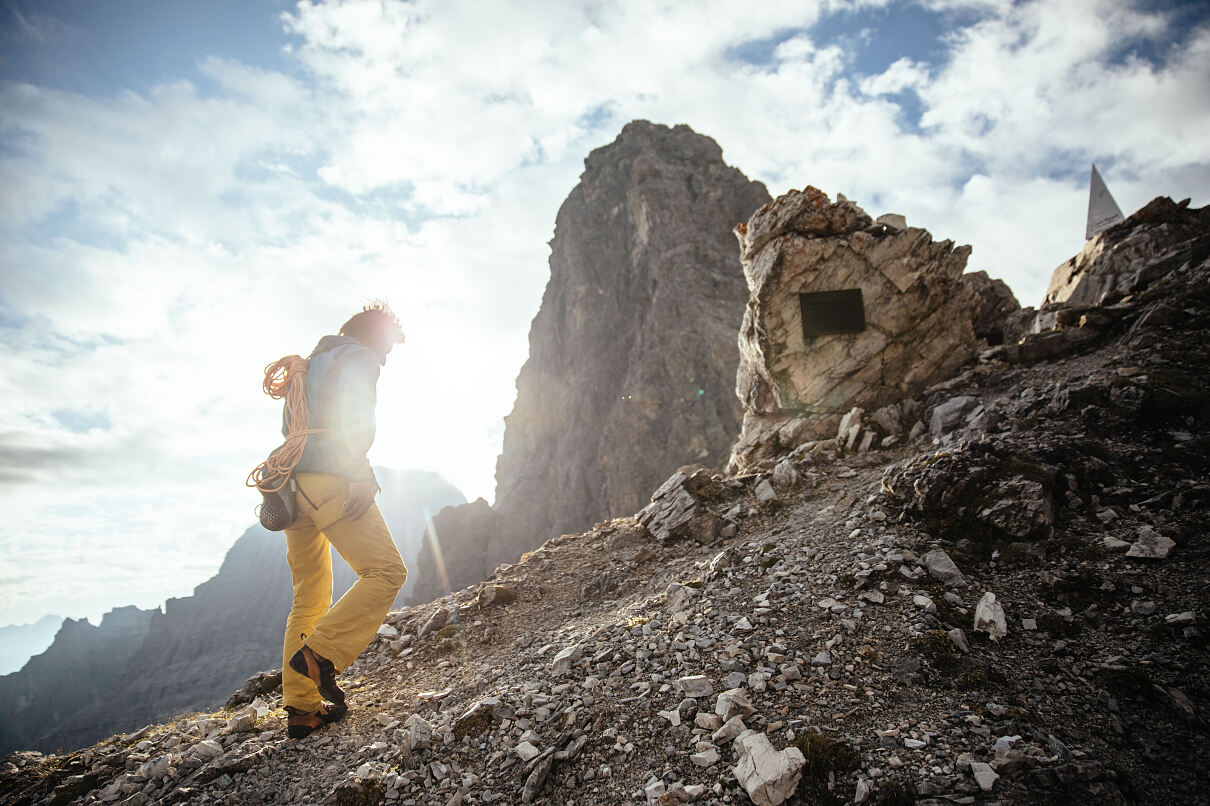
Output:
[
  {"xmin": 413, "ymin": 120, "xmax": 770, "ymax": 602},
  {"xmin": 729, "ymin": 187, "xmax": 983, "ymax": 471},
  {"xmin": 1044, "ymin": 196, "xmax": 1210, "ymax": 309}
]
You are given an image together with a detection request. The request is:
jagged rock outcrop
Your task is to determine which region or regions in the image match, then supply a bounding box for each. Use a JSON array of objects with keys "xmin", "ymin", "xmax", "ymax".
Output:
[
  {"xmin": 1044, "ymin": 196, "xmax": 1209, "ymax": 309},
  {"xmin": 0, "ymin": 469, "xmax": 461, "ymax": 755},
  {"xmin": 412, "ymin": 121, "xmax": 770, "ymax": 602},
  {"xmin": 728, "ymin": 188, "xmax": 990, "ymax": 471}
]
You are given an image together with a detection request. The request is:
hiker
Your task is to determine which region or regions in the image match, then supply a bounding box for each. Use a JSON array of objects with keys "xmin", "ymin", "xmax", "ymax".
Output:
[{"xmin": 265, "ymin": 302, "xmax": 408, "ymax": 738}]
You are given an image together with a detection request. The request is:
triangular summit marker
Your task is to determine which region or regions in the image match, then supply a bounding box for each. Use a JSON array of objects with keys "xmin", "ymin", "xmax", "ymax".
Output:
[{"xmin": 1086, "ymin": 163, "xmax": 1125, "ymax": 240}]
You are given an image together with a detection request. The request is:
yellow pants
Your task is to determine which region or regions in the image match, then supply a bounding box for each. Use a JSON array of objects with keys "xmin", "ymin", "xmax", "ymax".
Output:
[{"xmin": 282, "ymin": 473, "xmax": 407, "ymax": 711}]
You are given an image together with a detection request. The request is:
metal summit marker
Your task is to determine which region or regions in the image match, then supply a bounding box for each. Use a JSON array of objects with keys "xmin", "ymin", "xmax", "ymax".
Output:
[{"xmin": 1086, "ymin": 163, "xmax": 1125, "ymax": 240}]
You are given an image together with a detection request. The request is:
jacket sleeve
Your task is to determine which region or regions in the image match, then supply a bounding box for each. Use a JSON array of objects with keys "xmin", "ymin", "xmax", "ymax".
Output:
[{"xmin": 332, "ymin": 350, "xmax": 381, "ymax": 487}]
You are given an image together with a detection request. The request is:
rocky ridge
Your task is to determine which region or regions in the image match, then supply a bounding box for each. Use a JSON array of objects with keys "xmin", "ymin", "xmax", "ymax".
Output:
[
  {"xmin": 4, "ymin": 197, "xmax": 1207, "ymax": 805},
  {"xmin": 410, "ymin": 121, "xmax": 771, "ymax": 604}
]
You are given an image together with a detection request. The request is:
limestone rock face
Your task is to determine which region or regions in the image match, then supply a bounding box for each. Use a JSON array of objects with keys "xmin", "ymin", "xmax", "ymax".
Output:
[
  {"xmin": 1045, "ymin": 196, "xmax": 1210, "ymax": 309},
  {"xmin": 413, "ymin": 121, "xmax": 770, "ymax": 601},
  {"xmin": 730, "ymin": 187, "xmax": 979, "ymax": 471}
]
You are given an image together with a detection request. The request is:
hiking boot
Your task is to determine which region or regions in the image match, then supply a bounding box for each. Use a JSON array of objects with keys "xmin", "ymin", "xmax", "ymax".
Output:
[
  {"xmin": 285, "ymin": 702, "xmax": 347, "ymax": 739},
  {"xmin": 288, "ymin": 645, "xmax": 346, "ymax": 706}
]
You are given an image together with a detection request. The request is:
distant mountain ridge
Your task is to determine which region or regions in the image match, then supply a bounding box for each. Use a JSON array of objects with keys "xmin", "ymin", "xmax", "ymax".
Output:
[
  {"xmin": 0, "ymin": 615, "xmax": 62, "ymax": 676},
  {"xmin": 0, "ymin": 468, "xmax": 462, "ymax": 755}
]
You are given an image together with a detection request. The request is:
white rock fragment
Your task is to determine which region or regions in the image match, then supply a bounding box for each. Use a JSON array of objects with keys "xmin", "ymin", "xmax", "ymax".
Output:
[
  {"xmin": 405, "ymin": 714, "xmax": 432, "ymax": 750},
  {"xmin": 376, "ymin": 623, "xmax": 400, "ymax": 639},
  {"xmin": 691, "ymin": 747, "xmax": 720, "ymax": 767},
  {"xmin": 712, "ymin": 716, "xmax": 748, "ymax": 744},
  {"xmin": 658, "ymin": 709, "xmax": 682, "ymax": 727},
  {"xmin": 754, "ymin": 479, "xmax": 777, "ymax": 503},
  {"xmin": 191, "ymin": 740, "xmax": 223, "ymax": 761},
  {"xmin": 973, "ymin": 592, "xmax": 1008, "ymax": 641},
  {"xmin": 733, "ymin": 731, "xmax": 806, "ymax": 806},
  {"xmin": 1125, "ymin": 526, "xmax": 1176, "ymax": 559},
  {"xmin": 225, "ymin": 712, "xmax": 256, "ymax": 733},
  {"xmin": 715, "ymin": 688, "xmax": 756, "ymax": 722},
  {"xmin": 734, "ymin": 617, "xmax": 754, "ymax": 632},
  {"xmin": 677, "ymin": 675, "xmax": 714, "ymax": 698},
  {"xmin": 771, "ymin": 459, "xmax": 798, "ymax": 489},
  {"xmin": 947, "ymin": 628, "xmax": 969, "ymax": 654},
  {"xmin": 551, "ymin": 644, "xmax": 582, "ymax": 675},
  {"xmin": 515, "ymin": 741, "xmax": 540, "ymax": 761},
  {"xmin": 971, "ymin": 761, "xmax": 999, "ymax": 791}
]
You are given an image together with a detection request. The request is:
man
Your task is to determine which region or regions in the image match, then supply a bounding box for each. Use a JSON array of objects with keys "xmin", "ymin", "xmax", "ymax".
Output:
[{"xmin": 280, "ymin": 302, "xmax": 408, "ymax": 739}]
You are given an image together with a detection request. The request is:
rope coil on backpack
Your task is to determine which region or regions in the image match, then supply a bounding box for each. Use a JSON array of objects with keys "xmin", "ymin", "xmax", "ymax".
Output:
[{"xmin": 246, "ymin": 355, "xmax": 327, "ymax": 493}]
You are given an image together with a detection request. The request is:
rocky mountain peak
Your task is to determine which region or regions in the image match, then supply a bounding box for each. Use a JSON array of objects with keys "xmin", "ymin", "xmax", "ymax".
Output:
[{"xmin": 411, "ymin": 121, "xmax": 771, "ymax": 603}]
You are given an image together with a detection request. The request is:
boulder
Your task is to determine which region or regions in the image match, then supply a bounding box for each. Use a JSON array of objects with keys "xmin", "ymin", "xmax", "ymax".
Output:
[
  {"xmin": 1125, "ymin": 526, "xmax": 1176, "ymax": 559},
  {"xmin": 730, "ymin": 187, "xmax": 981, "ymax": 471},
  {"xmin": 715, "ymin": 688, "xmax": 756, "ymax": 722},
  {"xmin": 881, "ymin": 438, "xmax": 1058, "ymax": 544},
  {"xmin": 974, "ymin": 592, "xmax": 1008, "ymax": 641},
  {"xmin": 638, "ymin": 467, "xmax": 726, "ymax": 543},
  {"xmin": 732, "ymin": 731, "xmax": 807, "ymax": 806}
]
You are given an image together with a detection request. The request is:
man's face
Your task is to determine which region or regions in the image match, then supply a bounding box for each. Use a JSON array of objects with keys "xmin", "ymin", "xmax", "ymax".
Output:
[{"xmin": 374, "ymin": 332, "xmax": 397, "ymax": 365}]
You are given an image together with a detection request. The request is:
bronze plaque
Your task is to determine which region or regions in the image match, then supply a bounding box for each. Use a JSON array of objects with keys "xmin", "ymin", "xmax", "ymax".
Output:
[{"xmin": 799, "ymin": 289, "xmax": 865, "ymax": 337}]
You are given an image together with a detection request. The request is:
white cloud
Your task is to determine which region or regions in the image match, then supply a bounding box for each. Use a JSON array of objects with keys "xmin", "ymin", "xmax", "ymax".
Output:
[{"xmin": 1, "ymin": 0, "xmax": 1208, "ymax": 627}]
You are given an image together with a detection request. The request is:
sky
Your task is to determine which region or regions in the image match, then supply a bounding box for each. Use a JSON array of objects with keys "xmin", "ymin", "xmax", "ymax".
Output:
[{"xmin": 1, "ymin": 0, "xmax": 1208, "ymax": 633}]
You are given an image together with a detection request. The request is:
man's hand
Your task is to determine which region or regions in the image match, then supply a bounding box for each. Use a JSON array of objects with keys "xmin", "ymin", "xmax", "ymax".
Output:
[{"xmin": 343, "ymin": 481, "xmax": 376, "ymax": 521}]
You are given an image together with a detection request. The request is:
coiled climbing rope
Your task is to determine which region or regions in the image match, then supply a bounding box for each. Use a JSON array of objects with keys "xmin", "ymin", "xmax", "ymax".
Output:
[{"xmin": 246, "ymin": 355, "xmax": 326, "ymax": 493}]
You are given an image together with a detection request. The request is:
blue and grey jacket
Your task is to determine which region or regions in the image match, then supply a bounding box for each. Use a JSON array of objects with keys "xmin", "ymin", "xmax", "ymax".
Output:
[{"xmin": 287, "ymin": 335, "xmax": 380, "ymax": 486}]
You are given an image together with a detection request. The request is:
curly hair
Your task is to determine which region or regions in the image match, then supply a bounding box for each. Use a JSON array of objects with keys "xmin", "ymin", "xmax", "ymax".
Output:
[{"xmin": 339, "ymin": 300, "xmax": 405, "ymax": 346}]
